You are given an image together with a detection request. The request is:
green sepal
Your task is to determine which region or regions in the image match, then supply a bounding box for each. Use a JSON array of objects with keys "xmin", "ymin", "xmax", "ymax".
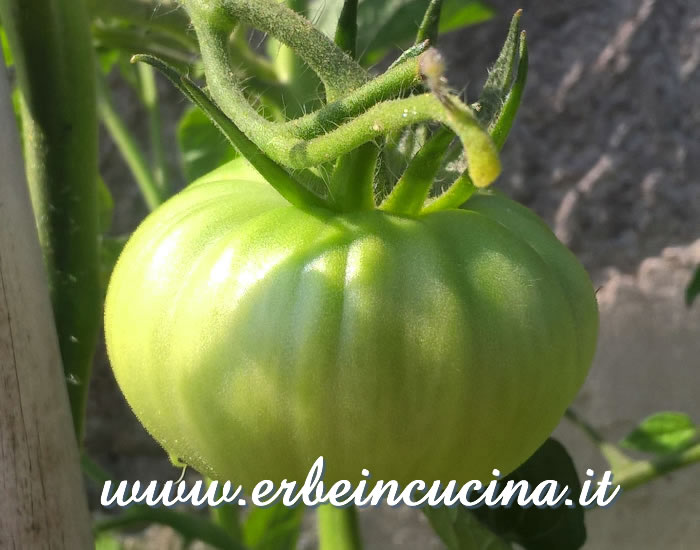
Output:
[
  {"xmin": 490, "ymin": 31, "xmax": 528, "ymax": 150},
  {"xmin": 381, "ymin": 126, "xmax": 454, "ymax": 215},
  {"xmin": 472, "ymin": 10, "xmax": 522, "ymax": 127}
]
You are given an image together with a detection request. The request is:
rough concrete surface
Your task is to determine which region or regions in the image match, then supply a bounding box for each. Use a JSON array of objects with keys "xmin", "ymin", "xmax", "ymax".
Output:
[{"xmin": 89, "ymin": 1, "xmax": 700, "ymax": 548}]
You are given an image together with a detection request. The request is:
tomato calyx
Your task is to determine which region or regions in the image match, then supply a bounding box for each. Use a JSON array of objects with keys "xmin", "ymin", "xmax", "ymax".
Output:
[{"xmin": 134, "ymin": 3, "xmax": 528, "ymax": 216}]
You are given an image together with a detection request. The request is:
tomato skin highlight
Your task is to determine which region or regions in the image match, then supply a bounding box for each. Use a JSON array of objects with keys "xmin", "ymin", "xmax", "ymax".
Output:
[{"xmin": 105, "ymin": 159, "xmax": 598, "ymax": 489}]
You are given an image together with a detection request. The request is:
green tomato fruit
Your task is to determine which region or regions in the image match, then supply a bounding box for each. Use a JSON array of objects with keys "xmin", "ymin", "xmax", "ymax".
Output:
[{"xmin": 105, "ymin": 158, "xmax": 598, "ymax": 489}]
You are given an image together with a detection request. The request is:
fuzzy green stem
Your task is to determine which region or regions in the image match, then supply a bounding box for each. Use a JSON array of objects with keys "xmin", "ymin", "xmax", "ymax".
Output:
[
  {"xmin": 415, "ymin": 0, "xmax": 443, "ymax": 45},
  {"xmin": 281, "ymin": 93, "xmax": 498, "ymax": 184},
  {"xmin": 96, "ymin": 72, "xmax": 165, "ymax": 210},
  {"xmin": 286, "ymin": 56, "xmax": 421, "ymax": 139},
  {"xmin": 174, "ymin": 11, "xmax": 422, "ymax": 140},
  {"xmin": 335, "ymin": 0, "xmax": 358, "ymax": 58},
  {"xmin": 0, "ymin": 0, "xmax": 100, "ymax": 441},
  {"xmin": 317, "ymin": 505, "xmax": 363, "ymax": 550},
  {"xmin": 183, "ymin": 0, "xmax": 367, "ymax": 102},
  {"xmin": 381, "ymin": 126, "xmax": 454, "ymax": 215},
  {"xmin": 146, "ymin": 34, "xmax": 497, "ymax": 191},
  {"xmin": 137, "ymin": 63, "xmax": 170, "ymax": 196}
]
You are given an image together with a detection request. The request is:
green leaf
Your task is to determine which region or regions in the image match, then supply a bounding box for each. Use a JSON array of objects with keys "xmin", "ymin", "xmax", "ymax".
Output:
[
  {"xmin": 310, "ymin": 0, "xmax": 493, "ymax": 66},
  {"xmin": 243, "ymin": 503, "xmax": 305, "ymax": 550},
  {"xmin": 621, "ymin": 412, "xmax": 698, "ymax": 455},
  {"xmin": 438, "ymin": 1, "xmax": 495, "ymax": 34},
  {"xmin": 359, "ymin": 0, "xmax": 494, "ymax": 65},
  {"xmin": 686, "ymin": 266, "xmax": 700, "ymax": 306},
  {"xmin": 1, "ymin": 24, "xmax": 12, "ymax": 66},
  {"xmin": 177, "ymin": 105, "xmax": 238, "ymax": 182},
  {"xmin": 472, "ymin": 439, "xmax": 586, "ymax": 550}
]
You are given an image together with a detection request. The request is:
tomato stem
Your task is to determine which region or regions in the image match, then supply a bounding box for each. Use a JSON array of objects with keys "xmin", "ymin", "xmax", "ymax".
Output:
[
  {"xmin": 0, "ymin": 0, "xmax": 101, "ymax": 441},
  {"xmin": 183, "ymin": 0, "xmax": 368, "ymax": 103}
]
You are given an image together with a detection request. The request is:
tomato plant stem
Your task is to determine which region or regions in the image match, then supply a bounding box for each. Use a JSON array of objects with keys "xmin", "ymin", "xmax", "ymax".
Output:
[
  {"xmin": 0, "ymin": 0, "xmax": 100, "ymax": 441},
  {"xmin": 615, "ymin": 443, "xmax": 700, "ymax": 491},
  {"xmin": 184, "ymin": 0, "xmax": 367, "ymax": 102}
]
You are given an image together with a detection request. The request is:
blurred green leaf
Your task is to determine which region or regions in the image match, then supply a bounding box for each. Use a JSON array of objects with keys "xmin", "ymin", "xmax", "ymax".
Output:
[
  {"xmin": 358, "ymin": 0, "xmax": 494, "ymax": 65},
  {"xmin": 472, "ymin": 439, "xmax": 586, "ymax": 550},
  {"xmin": 424, "ymin": 506, "xmax": 512, "ymax": 550},
  {"xmin": 11, "ymin": 84, "xmax": 21, "ymax": 134},
  {"xmin": 686, "ymin": 266, "xmax": 700, "ymax": 306},
  {"xmin": 438, "ymin": 1, "xmax": 495, "ymax": 34},
  {"xmin": 98, "ymin": 47, "xmax": 120, "ymax": 74},
  {"xmin": 95, "ymin": 532, "xmax": 123, "ymax": 550},
  {"xmin": 1, "ymin": 24, "xmax": 12, "ymax": 66},
  {"xmin": 243, "ymin": 503, "xmax": 304, "ymax": 550},
  {"xmin": 177, "ymin": 105, "xmax": 238, "ymax": 183},
  {"xmin": 309, "ymin": 0, "xmax": 493, "ymax": 66},
  {"xmin": 621, "ymin": 412, "xmax": 698, "ymax": 455}
]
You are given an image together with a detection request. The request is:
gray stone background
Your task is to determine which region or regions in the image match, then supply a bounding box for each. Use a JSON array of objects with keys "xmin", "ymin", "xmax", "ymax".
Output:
[{"xmin": 89, "ymin": 0, "xmax": 700, "ymax": 548}]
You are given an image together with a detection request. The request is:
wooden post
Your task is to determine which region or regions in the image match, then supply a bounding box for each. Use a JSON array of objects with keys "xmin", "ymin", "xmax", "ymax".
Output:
[{"xmin": 0, "ymin": 61, "xmax": 93, "ymax": 548}]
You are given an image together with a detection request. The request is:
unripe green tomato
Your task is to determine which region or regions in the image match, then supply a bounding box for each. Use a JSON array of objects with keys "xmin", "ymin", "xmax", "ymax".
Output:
[{"xmin": 105, "ymin": 158, "xmax": 598, "ymax": 490}]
